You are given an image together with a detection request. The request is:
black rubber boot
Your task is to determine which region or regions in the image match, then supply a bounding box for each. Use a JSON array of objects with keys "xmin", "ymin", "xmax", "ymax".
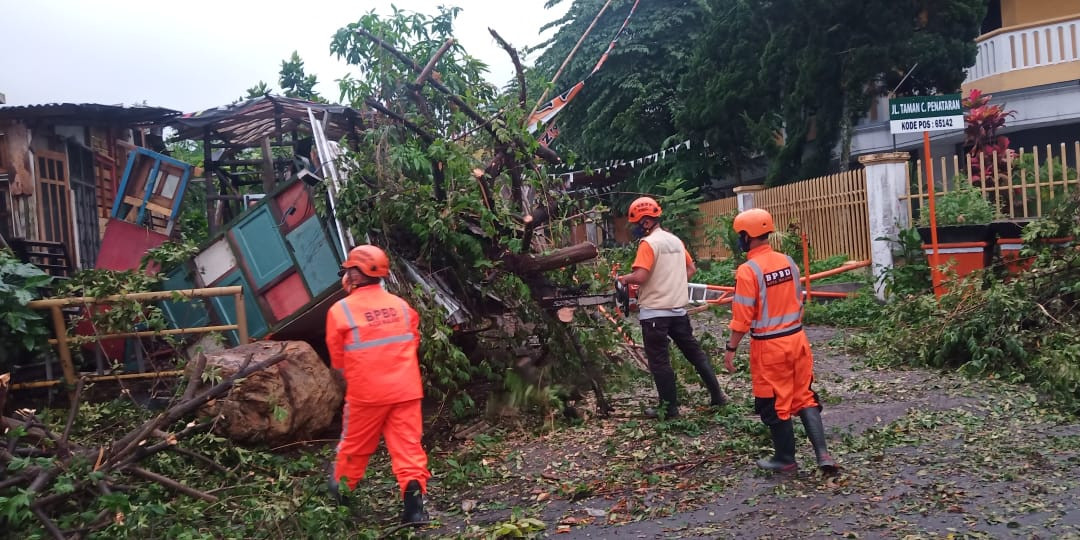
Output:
[
  {"xmin": 401, "ymin": 480, "xmax": 429, "ymax": 524},
  {"xmin": 646, "ymin": 371, "xmax": 680, "ymax": 419},
  {"xmin": 798, "ymin": 407, "xmax": 839, "ymax": 475},
  {"xmin": 756, "ymin": 419, "xmax": 798, "ymax": 472},
  {"xmin": 327, "ymin": 479, "xmax": 345, "ymax": 506},
  {"xmin": 697, "ymin": 366, "xmax": 728, "ymax": 407}
]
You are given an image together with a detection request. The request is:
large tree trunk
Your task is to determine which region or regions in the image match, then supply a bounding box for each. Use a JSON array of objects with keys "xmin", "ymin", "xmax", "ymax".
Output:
[
  {"xmin": 504, "ymin": 242, "xmax": 598, "ymax": 274},
  {"xmin": 187, "ymin": 341, "xmax": 344, "ymax": 446}
]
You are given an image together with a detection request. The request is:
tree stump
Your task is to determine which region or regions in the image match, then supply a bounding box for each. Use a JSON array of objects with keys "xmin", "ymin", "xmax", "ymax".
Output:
[{"xmin": 188, "ymin": 341, "xmax": 344, "ymax": 446}]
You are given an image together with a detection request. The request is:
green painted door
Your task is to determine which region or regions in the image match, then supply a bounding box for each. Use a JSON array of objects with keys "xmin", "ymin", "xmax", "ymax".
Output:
[
  {"xmin": 231, "ymin": 205, "xmax": 293, "ymax": 289},
  {"xmin": 160, "ymin": 265, "xmax": 210, "ymax": 330},
  {"xmin": 286, "ymin": 218, "xmax": 341, "ymax": 296},
  {"xmin": 210, "ymin": 270, "xmax": 268, "ymax": 345}
]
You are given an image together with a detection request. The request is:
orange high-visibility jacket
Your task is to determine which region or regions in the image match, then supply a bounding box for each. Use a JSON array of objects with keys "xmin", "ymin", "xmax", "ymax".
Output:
[
  {"xmin": 326, "ymin": 284, "xmax": 423, "ymax": 405},
  {"xmin": 729, "ymin": 244, "xmax": 804, "ymax": 339}
]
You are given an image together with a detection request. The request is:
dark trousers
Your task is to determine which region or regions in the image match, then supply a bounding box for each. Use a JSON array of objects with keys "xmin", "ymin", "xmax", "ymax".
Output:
[{"xmin": 640, "ymin": 315, "xmax": 724, "ymax": 410}]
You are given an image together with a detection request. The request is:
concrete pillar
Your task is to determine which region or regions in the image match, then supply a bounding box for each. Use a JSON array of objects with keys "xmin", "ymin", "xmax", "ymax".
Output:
[
  {"xmin": 733, "ymin": 185, "xmax": 764, "ymax": 211},
  {"xmin": 857, "ymin": 152, "xmax": 912, "ymax": 300}
]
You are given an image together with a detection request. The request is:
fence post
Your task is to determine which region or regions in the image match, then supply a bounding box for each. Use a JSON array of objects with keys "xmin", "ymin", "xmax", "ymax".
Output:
[
  {"xmin": 857, "ymin": 152, "xmax": 912, "ymax": 300},
  {"xmin": 733, "ymin": 185, "xmax": 764, "ymax": 211}
]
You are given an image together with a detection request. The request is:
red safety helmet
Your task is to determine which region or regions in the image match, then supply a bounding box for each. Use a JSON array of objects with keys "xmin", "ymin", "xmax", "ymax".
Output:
[
  {"xmin": 342, "ymin": 245, "xmax": 390, "ymax": 278},
  {"xmin": 627, "ymin": 197, "xmax": 662, "ymax": 223},
  {"xmin": 733, "ymin": 208, "xmax": 775, "ymax": 238}
]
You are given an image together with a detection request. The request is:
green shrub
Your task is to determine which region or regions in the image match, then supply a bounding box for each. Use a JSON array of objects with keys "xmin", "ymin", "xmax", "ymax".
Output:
[
  {"xmin": 0, "ymin": 248, "xmax": 53, "ymax": 371},
  {"xmin": 917, "ymin": 177, "xmax": 996, "ymax": 226}
]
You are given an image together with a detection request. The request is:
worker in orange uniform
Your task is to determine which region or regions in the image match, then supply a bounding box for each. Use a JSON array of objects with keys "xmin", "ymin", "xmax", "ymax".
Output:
[
  {"xmin": 723, "ymin": 209, "xmax": 838, "ymax": 474},
  {"xmin": 617, "ymin": 196, "xmax": 727, "ymax": 419},
  {"xmin": 325, "ymin": 245, "xmax": 431, "ymax": 524}
]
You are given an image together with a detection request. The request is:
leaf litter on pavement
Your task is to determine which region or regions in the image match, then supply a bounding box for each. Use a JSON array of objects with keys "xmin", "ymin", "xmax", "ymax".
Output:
[{"xmin": 367, "ymin": 321, "xmax": 1080, "ymax": 538}]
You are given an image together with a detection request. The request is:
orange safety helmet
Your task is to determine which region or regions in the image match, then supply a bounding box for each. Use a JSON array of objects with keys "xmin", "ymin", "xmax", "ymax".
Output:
[
  {"xmin": 627, "ymin": 197, "xmax": 662, "ymax": 223},
  {"xmin": 342, "ymin": 245, "xmax": 390, "ymax": 278},
  {"xmin": 733, "ymin": 208, "xmax": 775, "ymax": 238}
]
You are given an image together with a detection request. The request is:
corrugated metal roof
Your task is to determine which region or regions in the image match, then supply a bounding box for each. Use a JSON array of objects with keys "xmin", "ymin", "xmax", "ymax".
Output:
[
  {"xmin": 167, "ymin": 95, "xmax": 372, "ymax": 146},
  {"xmin": 0, "ymin": 102, "xmax": 180, "ymax": 125}
]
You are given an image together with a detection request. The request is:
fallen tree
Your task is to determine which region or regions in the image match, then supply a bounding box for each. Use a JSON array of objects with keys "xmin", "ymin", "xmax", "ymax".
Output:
[{"xmin": 328, "ymin": 7, "xmax": 637, "ymax": 416}]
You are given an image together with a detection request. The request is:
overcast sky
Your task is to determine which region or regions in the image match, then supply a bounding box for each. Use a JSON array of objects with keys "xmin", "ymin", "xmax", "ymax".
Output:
[{"xmin": 0, "ymin": 0, "xmax": 570, "ymax": 113}]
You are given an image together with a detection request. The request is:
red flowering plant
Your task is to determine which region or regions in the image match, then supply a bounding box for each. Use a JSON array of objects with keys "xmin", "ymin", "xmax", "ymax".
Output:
[{"xmin": 962, "ymin": 89, "xmax": 1016, "ymax": 188}]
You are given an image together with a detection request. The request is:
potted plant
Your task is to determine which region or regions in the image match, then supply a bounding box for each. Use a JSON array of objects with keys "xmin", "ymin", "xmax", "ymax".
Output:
[
  {"xmin": 916, "ymin": 177, "xmax": 997, "ymax": 294},
  {"xmin": 991, "ymin": 155, "xmax": 1078, "ymax": 275}
]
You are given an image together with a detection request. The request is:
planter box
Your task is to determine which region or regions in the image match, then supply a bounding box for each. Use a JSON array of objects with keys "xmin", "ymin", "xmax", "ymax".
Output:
[
  {"xmin": 918, "ymin": 224, "xmax": 993, "ymax": 297},
  {"xmin": 997, "ymin": 235, "xmax": 1073, "ymax": 276},
  {"xmin": 989, "ymin": 220, "xmax": 1074, "ymax": 276}
]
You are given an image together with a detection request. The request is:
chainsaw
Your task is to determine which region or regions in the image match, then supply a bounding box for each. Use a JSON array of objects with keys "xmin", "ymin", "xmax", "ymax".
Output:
[
  {"xmin": 537, "ymin": 261, "xmax": 648, "ymax": 317},
  {"xmin": 538, "ymin": 279, "xmax": 638, "ymax": 316}
]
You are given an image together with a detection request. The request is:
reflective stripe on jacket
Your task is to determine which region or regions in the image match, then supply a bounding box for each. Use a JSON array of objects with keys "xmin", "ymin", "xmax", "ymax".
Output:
[
  {"xmin": 325, "ymin": 284, "xmax": 423, "ymax": 405},
  {"xmin": 729, "ymin": 244, "xmax": 804, "ymax": 339}
]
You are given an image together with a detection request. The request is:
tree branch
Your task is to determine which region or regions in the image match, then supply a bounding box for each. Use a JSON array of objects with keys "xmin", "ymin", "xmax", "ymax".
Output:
[
  {"xmin": 61, "ymin": 378, "xmax": 85, "ymax": 445},
  {"xmin": 32, "ymin": 506, "xmax": 66, "ymax": 540},
  {"xmin": 355, "ymin": 27, "xmax": 561, "ymax": 165},
  {"xmin": 413, "ymin": 38, "xmax": 455, "ymax": 87},
  {"xmin": 106, "ymin": 347, "xmax": 288, "ymax": 470},
  {"xmin": 363, "ymin": 99, "xmax": 436, "ymax": 145},
  {"xmin": 489, "ymin": 28, "xmax": 527, "ymax": 110},
  {"xmin": 167, "ymin": 446, "xmax": 230, "ymax": 475},
  {"xmin": 127, "ymin": 466, "xmax": 219, "ymax": 503},
  {"xmin": 181, "ymin": 351, "xmax": 208, "ymax": 402}
]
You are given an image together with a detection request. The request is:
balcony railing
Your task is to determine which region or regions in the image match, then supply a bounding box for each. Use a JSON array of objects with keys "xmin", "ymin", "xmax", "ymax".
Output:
[{"xmin": 965, "ymin": 16, "xmax": 1080, "ymax": 86}]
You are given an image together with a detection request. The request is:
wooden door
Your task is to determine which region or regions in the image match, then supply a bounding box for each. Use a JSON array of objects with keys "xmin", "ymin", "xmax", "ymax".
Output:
[{"xmin": 35, "ymin": 149, "xmax": 75, "ymax": 254}]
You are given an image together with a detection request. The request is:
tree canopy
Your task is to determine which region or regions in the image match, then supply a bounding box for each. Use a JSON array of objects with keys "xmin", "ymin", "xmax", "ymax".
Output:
[
  {"xmin": 243, "ymin": 50, "xmax": 325, "ymax": 102},
  {"xmin": 534, "ymin": 0, "xmax": 988, "ymax": 187},
  {"xmin": 531, "ymin": 0, "xmax": 707, "ymax": 161}
]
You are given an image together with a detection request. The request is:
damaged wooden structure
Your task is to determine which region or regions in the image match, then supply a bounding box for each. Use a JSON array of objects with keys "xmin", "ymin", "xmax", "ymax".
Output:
[
  {"xmin": 0, "ymin": 102, "xmax": 180, "ymax": 276},
  {"xmin": 150, "ymin": 96, "xmax": 372, "ymax": 350}
]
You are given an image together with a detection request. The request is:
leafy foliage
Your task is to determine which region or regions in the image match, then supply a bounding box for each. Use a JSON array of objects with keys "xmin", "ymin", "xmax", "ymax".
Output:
[
  {"xmin": 243, "ymin": 51, "xmax": 324, "ymax": 102},
  {"xmin": 701, "ymin": 210, "xmax": 742, "ymax": 263},
  {"xmin": 533, "ymin": 0, "xmax": 706, "ymax": 162},
  {"xmin": 0, "ymin": 248, "xmax": 53, "ymax": 370},
  {"xmin": 650, "ymin": 177, "xmax": 701, "ymax": 246},
  {"xmin": 962, "ymin": 88, "xmax": 1015, "ymax": 185},
  {"xmin": 803, "ymin": 292, "xmax": 882, "ymax": 328},
  {"xmin": 54, "ymin": 240, "xmax": 199, "ymax": 349},
  {"xmin": 917, "ymin": 177, "xmax": 997, "ymax": 226},
  {"xmin": 278, "ymin": 51, "xmax": 323, "ymax": 102},
  {"xmin": 851, "ymin": 194, "xmax": 1080, "ymax": 411},
  {"xmin": 878, "ymin": 226, "xmax": 932, "ymax": 297}
]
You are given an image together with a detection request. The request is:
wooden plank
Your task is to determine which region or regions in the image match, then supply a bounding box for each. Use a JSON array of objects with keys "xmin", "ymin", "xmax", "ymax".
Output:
[{"xmin": 122, "ymin": 195, "xmax": 173, "ymax": 217}]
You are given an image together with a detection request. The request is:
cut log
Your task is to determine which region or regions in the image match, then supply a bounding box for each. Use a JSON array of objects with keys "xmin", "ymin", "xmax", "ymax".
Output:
[
  {"xmin": 505, "ymin": 242, "xmax": 598, "ymax": 274},
  {"xmin": 187, "ymin": 341, "xmax": 344, "ymax": 446}
]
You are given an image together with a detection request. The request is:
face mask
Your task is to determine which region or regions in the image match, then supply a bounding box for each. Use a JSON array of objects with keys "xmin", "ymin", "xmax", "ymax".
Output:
[
  {"xmin": 737, "ymin": 233, "xmax": 751, "ymax": 253},
  {"xmin": 631, "ymin": 224, "xmax": 647, "ymax": 239}
]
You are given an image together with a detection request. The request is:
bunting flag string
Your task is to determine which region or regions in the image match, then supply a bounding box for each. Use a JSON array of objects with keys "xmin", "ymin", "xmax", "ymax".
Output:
[
  {"xmin": 551, "ymin": 137, "xmax": 699, "ymax": 188},
  {"xmin": 526, "ymin": 0, "xmax": 642, "ymax": 144}
]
